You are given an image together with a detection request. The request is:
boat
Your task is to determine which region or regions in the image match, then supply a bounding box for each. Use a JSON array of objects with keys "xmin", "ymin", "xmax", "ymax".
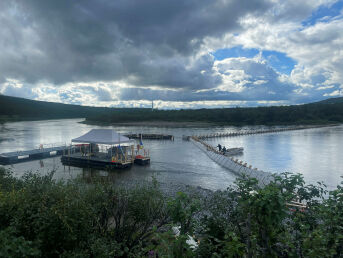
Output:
[
  {"xmin": 134, "ymin": 154, "xmax": 150, "ymax": 165},
  {"xmin": 222, "ymin": 147, "xmax": 244, "ymax": 156},
  {"xmin": 133, "ymin": 135, "xmax": 150, "ymax": 165}
]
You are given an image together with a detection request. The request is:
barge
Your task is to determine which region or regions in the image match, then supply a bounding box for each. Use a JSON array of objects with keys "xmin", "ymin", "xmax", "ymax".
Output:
[
  {"xmin": 61, "ymin": 129, "xmax": 150, "ymax": 169},
  {"xmin": 61, "ymin": 152, "xmax": 133, "ymax": 169}
]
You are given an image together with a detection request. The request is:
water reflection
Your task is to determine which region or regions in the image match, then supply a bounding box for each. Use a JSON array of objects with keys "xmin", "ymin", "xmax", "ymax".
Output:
[{"xmin": 1, "ymin": 119, "xmax": 342, "ymax": 190}]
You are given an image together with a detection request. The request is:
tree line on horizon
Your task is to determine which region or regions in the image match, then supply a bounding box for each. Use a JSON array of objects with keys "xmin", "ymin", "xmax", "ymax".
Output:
[
  {"xmin": 1, "ymin": 94, "xmax": 343, "ymax": 125},
  {"xmin": 87, "ymin": 101, "xmax": 343, "ymax": 125}
]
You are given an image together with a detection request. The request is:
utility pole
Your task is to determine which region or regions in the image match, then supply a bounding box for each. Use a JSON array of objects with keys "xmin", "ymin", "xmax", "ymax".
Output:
[{"xmin": 152, "ymin": 100, "xmax": 154, "ymax": 111}]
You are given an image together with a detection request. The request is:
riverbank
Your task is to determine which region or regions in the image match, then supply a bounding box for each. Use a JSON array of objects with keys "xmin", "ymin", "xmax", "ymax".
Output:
[
  {"xmin": 2, "ymin": 94, "xmax": 343, "ymax": 126},
  {"xmin": 80, "ymin": 120, "xmax": 216, "ymax": 127},
  {"xmin": 81, "ymin": 118, "xmax": 340, "ymax": 131}
]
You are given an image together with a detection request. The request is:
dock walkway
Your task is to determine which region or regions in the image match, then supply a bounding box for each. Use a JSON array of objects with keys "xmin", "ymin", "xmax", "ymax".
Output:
[
  {"xmin": 191, "ymin": 124, "xmax": 335, "ymax": 140},
  {"xmin": 0, "ymin": 145, "xmax": 78, "ymax": 165},
  {"xmin": 190, "ymin": 136, "xmax": 273, "ymax": 187}
]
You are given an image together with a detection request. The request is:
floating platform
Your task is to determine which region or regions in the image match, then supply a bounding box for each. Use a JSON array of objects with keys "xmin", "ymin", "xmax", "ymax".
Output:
[
  {"xmin": 61, "ymin": 153, "xmax": 133, "ymax": 169},
  {"xmin": 125, "ymin": 133, "xmax": 174, "ymax": 140},
  {"xmin": 0, "ymin": 146, "xmax": 79, "ymax": 165},
  {"xmin": 134, "ymin": 155, "xmax": 150, "ymax": 165}
]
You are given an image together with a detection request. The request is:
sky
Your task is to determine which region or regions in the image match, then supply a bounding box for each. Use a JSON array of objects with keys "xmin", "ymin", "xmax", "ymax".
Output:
[{"xmin": 0, "ymin": 0, "xmax": 343, "ymax": 109}]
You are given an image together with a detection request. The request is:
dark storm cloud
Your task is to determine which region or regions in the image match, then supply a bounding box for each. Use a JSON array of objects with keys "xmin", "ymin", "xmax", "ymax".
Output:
[
  {"xmin": 0, "ymin": 0, "xmax": 272, "ymax": 88},
  {"xmin": 119, "ymin": 83, "xmax": 296, "ymax": 102}
]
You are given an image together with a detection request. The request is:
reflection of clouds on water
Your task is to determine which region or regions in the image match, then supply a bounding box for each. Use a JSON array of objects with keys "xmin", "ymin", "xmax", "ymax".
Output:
[{"xmin": 1, "ymin": 119, "xmax": 343, "ymax": 191}]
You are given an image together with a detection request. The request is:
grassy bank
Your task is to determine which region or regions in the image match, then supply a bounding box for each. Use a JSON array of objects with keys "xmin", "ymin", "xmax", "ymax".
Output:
[{"xmin": 1, "ymin": 167, "xmax": 343, "ymax": 257}]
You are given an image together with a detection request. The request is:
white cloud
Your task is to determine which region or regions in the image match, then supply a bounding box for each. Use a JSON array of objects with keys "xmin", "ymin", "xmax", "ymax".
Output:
[
  {"xmin": 324, "ymin": 89, "xmax": 343, "ymax": 97},
  {"xmin": 1, "ymin": 0, "xmax": 342, "ymax": 108},
  {"xmin": 202, "ymin": 2, "xmax": 343, "ymax": 104}
]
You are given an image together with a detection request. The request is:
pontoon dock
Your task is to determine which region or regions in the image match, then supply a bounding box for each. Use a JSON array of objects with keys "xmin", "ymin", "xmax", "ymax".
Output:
[
  {"xmin": 0, "ymin": 145, "xmax": 79, "ymax": 165},
  {"xmin": 61, "ymin": 152, "xmax": 133, "ymax": 169},
  {"xmin": 61, "ymin": 129, "xmax": 137, "ymax": 169}
]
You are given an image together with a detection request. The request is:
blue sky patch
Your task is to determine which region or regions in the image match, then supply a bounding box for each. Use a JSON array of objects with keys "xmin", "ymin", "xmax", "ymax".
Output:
[
  {"xmin": 213, "ymin": 46, "xmax": 297, "ymax": 75},
  {"xmin": 212, "ymin": 47, "xmax": 259, "ymax": 60},
  {"xmin": 262, "ymin": 50, "xmax": 296, "ymax": 74},
  {"xmin": 302, "ymin": 0, "xmax": 343, "ymax": 26}
]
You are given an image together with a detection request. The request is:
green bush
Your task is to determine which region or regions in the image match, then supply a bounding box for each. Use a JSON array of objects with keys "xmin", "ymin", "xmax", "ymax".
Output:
[{"xmin": 1, "ymin": 167, "xmax": 343, "ymax": 257}]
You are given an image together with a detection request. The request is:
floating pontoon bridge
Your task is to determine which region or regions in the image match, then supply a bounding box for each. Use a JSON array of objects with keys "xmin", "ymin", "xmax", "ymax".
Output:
[{"xmin": 61, "ymin": 129, "xmax": 136, "ymax": 169}]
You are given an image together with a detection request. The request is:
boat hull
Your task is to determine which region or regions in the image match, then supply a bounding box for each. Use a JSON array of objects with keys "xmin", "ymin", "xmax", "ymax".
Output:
[{"xmin": 134, "ymin": 157, "xmax": 150, "ymax": 165}]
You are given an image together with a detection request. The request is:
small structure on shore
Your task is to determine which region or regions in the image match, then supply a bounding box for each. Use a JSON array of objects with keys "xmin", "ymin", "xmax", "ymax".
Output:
[{"xmin": 62, "ymin": 129, "xmax": 141, "ymax": 169}]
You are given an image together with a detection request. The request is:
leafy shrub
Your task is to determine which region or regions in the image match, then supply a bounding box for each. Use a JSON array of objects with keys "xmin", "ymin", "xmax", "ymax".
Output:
[{"xmin": 1, "ymin": 168, "xmax": 343, "ymax": 257}]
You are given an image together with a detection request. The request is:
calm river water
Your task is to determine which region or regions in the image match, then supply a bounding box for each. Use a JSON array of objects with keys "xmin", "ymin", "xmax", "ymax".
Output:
[{"xmin": 0, "ymin": 119, "xmax": 342, "ymax": 190}]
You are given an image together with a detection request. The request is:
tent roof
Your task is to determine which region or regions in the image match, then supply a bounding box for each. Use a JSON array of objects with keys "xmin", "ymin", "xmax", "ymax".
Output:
[{"xmin": 72, "ymin": 129, "xmax": 132, "ymax": 145}]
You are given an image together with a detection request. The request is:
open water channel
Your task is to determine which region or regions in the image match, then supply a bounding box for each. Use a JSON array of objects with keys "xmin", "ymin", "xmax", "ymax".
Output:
[{"xmin": 0, "ymin": 118, "xmax": 342, "ymax": 191}]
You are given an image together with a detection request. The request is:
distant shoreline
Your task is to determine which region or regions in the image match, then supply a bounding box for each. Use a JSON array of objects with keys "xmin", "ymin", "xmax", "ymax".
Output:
[
  {"xmin": 1, "ymin": 94, "xmax": 343, "ymax": 126},
  {"xmin": 80, "ymin": 120, "xmax": 217, "ymax": 127},
  {"xmin": 80, "ymin": 119, "xmax": 341, "ymax": 128},
  {"xmin": 0, "ymin": 117, "xmax": 340, "ymax": 128}
]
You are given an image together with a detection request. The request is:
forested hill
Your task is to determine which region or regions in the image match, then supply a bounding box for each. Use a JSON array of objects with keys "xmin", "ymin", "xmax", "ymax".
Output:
[
  {"xmin": 314, "ymin": 97, "xmax": 343, "ymax": 104},
  {"xmin": 0, "ymin": 95, "xmax": 118, "ymax": 122},
  {"xmin": 86, "ymin": 99, "xmax": 343, "ymax": 125},
  {"xmin": 1, "ymin": 94, "xmax": 343, "ymax": 125}
]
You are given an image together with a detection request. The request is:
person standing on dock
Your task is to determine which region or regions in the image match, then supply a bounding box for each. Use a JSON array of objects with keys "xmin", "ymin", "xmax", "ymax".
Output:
[{"xmin": 217, "ymin": 144, "xmax": 222, "ymax": 151}]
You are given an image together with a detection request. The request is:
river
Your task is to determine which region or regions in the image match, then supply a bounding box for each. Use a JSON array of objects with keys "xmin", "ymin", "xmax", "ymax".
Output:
[{"xmin": 0, "ymin": 119, "xmax": 342, "ymax": 190}]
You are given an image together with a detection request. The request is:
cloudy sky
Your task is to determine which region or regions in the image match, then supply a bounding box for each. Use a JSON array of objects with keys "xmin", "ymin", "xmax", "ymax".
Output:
[{"xmin": 1, "ymin": 0, "xmax": 342, "ymax": 109}]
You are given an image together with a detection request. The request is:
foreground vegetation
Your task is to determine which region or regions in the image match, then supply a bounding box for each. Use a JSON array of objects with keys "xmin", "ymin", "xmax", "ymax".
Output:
[
  {"xmin": 1, "ymin": 167, "xmax": 343, "ymax": 257},
  {"xmin": 1, "ymin": 94, "xmax": 343, "ymax": 125}
]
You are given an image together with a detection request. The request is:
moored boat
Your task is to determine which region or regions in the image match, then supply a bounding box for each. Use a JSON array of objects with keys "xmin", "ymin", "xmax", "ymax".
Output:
[
  {"xmin": 223, "ymin": 147, "xmax": 244, "ymax": 156},
  {"xmin": 133, "ymin": 135, "xmax": 150, "ymax": 165}
]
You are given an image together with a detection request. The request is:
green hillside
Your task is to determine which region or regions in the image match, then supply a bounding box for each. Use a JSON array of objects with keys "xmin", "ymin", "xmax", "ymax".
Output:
[
  {"xmin": 0, "ymin": 95, "xmax": 128, "ymax": 122},
  {"xmin": 315, "ymin": 97, "xmax": 343, "ymax": 104},
  {"xmin": 1, "ymin": 94, "xmax": 343, "ymax": 125},
  {"xmin": 86, "ymin": 99, "xmax": 343, "ymax": 125}
]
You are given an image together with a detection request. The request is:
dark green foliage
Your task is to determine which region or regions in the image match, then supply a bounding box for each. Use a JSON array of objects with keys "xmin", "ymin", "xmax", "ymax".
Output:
[
  {"xmin": 1, "ymin": 94, "xmax": 343, "ymax": 125},
  {"xmin": 0, "ymin": 95, "xmax": 120, "ymax": 122},
  {"xmin": 0, "ymin": 227, "xmax": 40, "ymax": 257},
  {"xmin": 315, "ymin": 97, "xmax": 343, "ymax": 104},
  {"xmin": 0, "ymin": 168, "xmax": 170, "ymax": 257},
  {"xmin": 86, "ymin": 101, "xmax": 343, "ymax": 125},
  {"xmin": 1, "ymin": 167, "xmax": 343, "ymax": 257},
  {"xmin": 168, "ymin": 192, "xmax": 200, "ymax": 235}
]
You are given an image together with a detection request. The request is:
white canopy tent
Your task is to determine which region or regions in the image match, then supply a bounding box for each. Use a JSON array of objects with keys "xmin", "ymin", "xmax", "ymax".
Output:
[{"xmin": 71, "ymin": 129, "xmax": 133, "ymax": 145}]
